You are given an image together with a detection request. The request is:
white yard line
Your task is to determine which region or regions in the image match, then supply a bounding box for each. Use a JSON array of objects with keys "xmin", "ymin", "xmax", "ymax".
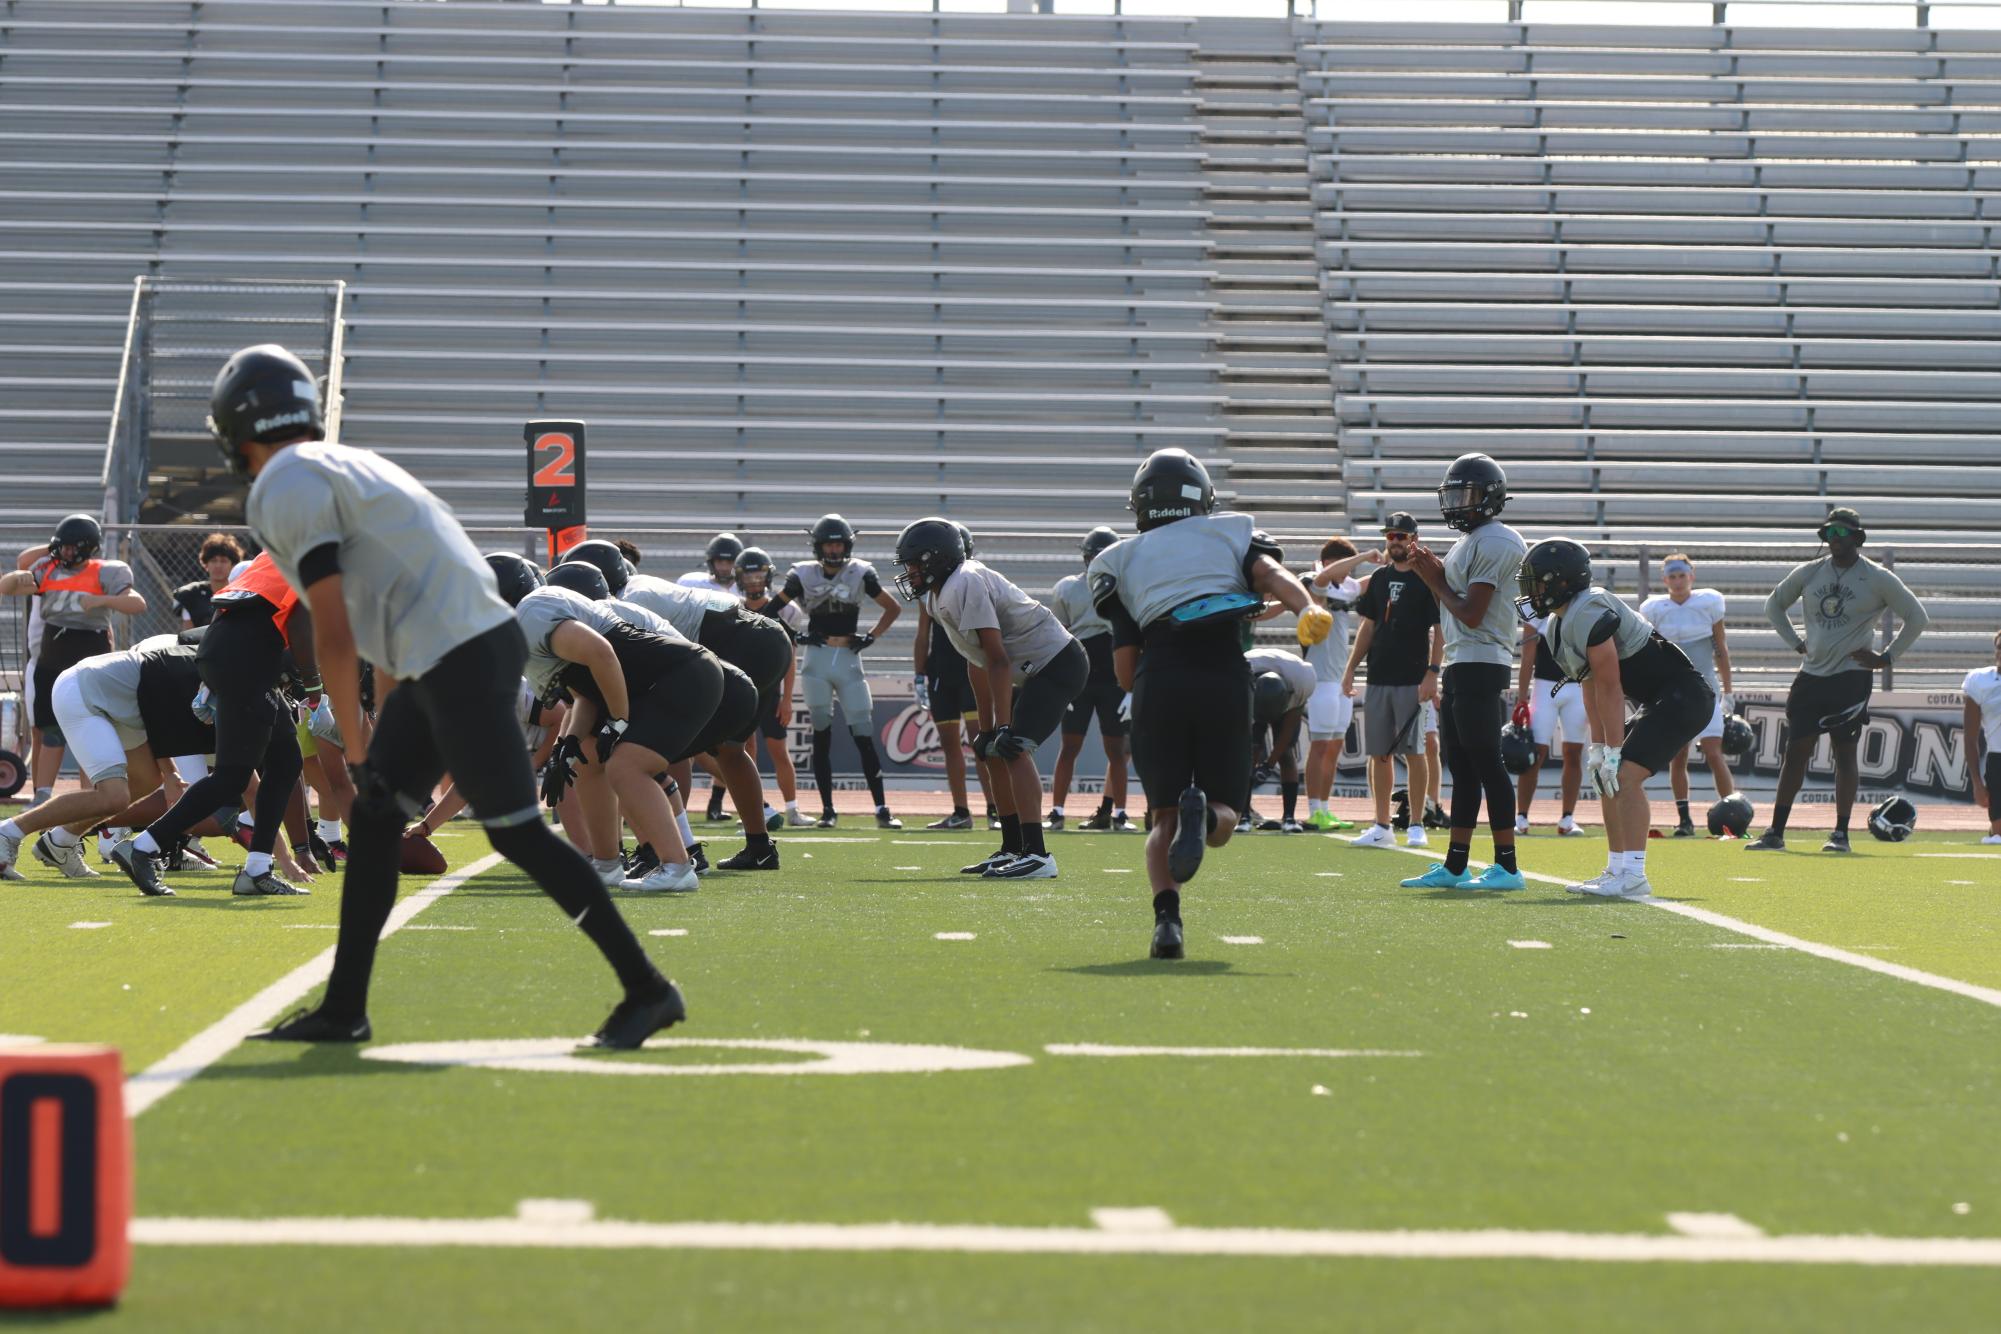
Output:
[
  {"xmin": 123, "ymin": 852, "xmax": 505, "ymax": 1118},
  {"xmin": 128, "ymin": 1213, "xmax": 2001, "ymax": 1266},
  {"xmin": 1358, "ymin": 840, "xmax": 2001, "ymax": 1012},
  {"xmin": 1046, "ymin": 1044, "xmax": 1420, "ymax": 1059}
]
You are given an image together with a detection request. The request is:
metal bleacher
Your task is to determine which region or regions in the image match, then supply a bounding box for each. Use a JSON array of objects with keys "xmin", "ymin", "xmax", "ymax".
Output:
[
  {"xmin": 1301, "ymin": 15, "xmax": 2001, "ymax": 685},
  {"xmin": 0, "ymin": 0, "xmax": 1228, "ymax": 569}
]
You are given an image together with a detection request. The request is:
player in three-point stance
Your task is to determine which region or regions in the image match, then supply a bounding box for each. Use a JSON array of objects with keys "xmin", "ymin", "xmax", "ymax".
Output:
[
  {"xmin": 205, "ymin": 343, "xmax": 682, "ymax": 1049},
  {"xmin": 1517, "ymin": 539, "xmax": 1715, "ymax": 899},
  {"xmin": 1088, "ymin": 449, "xmax": 1328, "ymax": 959},
  {"xmin": 1397, "ymin": 454, "xmax": 1529, "ymax": 891},
  {"xmin": 1749, "ymin": 507, "xmax": 1928, "ymax": 853},
  {"xmin": 893, "ymin": 518, "xmax": 1086, "ymax": 880}
]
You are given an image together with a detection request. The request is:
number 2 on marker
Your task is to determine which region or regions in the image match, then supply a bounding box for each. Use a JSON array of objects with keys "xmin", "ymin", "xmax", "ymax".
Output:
[{"xmin": 532, "ymin": 433, "xmax": 576, "ymax": 488}]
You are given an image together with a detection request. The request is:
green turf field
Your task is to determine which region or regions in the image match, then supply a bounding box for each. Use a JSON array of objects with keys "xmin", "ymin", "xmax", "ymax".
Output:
[{"xmin": 3, "ymin": 819, "xmax": 1999, "ymax": 1330}]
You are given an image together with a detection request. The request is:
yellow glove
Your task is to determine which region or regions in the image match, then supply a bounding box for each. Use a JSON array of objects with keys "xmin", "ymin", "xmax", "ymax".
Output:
[{"xmin": 1296, "ymin": 605, "xmax": 1334, "ymax": 648}]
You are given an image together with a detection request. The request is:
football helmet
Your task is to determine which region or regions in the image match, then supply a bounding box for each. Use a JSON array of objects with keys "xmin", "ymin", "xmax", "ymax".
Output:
[
  {"xmin": 1128, "ymin": 449, "xmax": 1215, "ymax": 532},
  {"xmin": 1867, "ymin": 795, "xmax": 1916, "ymax": 842},
  {"xmin": 1081, "ymin": 525, "xmax": 1119, "ymax": 564},
  {"xmin": 561, "ymin": 539, "xmax": 631, "ymax": 596},
  {"xmin": 1707, "ymin": 794, "xmax": 1755, "ymax": 837},
  {"xmin": 1500, "ymin": 722, "xmax": 1538, "ymax": 775},
  {"xmin": 208, "ymin": 343, "xmax": 323, "ymax": 475},
  {"xmin": 1437, "ymin": 453, "xmax": 1508, "ymax": 533},
  {"xmin": 735, "ymin": 546, "xmax": 774, "ymax": 598},
  {"xmin": 809, "ymin": 514, "xmax": 856, "ymax": 567},
  {"xmin": 1720, "ymin": 713, "xmax": 1754, "ymax": 758},
  {"xmin": 1517, "ymin": 538, "xmax": 1593, "ymax": 619},
  {"xmin": 892, "ymin": 518, "xmax": 966, "ymax": 601},
  {"xmin": 484, "ymin": 551, "xmax": 544, "ymax": 608},
  {"xmin": 48, "ymin": 513, "xmax": 102, "ymax": 564},
  {"xmin": 546, "ymin": 561, "xmax": 611, "ymax": 602}
]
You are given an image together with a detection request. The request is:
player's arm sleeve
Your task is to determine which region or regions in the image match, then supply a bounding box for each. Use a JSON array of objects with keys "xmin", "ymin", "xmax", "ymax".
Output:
[
  {"xmin": 298, "ymin": 542, "xmax": 341, "ymax": 586},
  {"xmin": 1876, "ymin": 567, "xmax": 1931, "ymax": 663},
  {"xmin": 1585, "ymin": 610, "xmax": 1623, "ymax": 647},
  {"xmin": 861, "ymin": 568, "xmax": 883, "ymax": 598},
  {"xmin": 1764, "ymin": 565, "xmax": 1808, "ymax": 651},
  {"xmin": 1091, "ymin": 570, "xmax": 1143, "ymax": 650},
  {"xmin": 1240, "ymin": 528, "xmax": 1285, "ymax": 586}
]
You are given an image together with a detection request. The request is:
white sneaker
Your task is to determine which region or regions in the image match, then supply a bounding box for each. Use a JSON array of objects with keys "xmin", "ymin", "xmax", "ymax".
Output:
[
  {"xmin": 1983, "ymin": 834, "xmax": 2001, "ymax": 845},
  {"xmin": 622, "ymin": 861, "xmax": 699, "ymax": 893},
  {"xmin": 34, "ymin": 833, "xmax": 99, "ymax": 879},
  {"xmin": 1404, "ymin": 826, "xmax": 1429, "ymax": 849},
  {"xmin": 1515, "ymin": 815, "xmax": 1530, "ymax": 836},
  {"xmin": 983, "ymin": 852, "xmax": 1058, "ymax": 880},
  {"xmin": 590, "ymin": 857, "xmax": 625, "ymax": 888},
  {"xmin": 1556, "ymin": 816, "xmax": 1583, "ymax": 837},
  {"xmin": 1350, "ymin": 824, "xmax": 1396, "ymax": 849},
  {"xmin": 0, "ymin": 826, "xmax": 20, "ymax": 879},
  {"xmin": 1566, "ymin": 870, "xmax": 1619, "ymax": 896},
  {"xmin": 1573, "ymin": 869, "xmax": 1651, "ymax": 899}
]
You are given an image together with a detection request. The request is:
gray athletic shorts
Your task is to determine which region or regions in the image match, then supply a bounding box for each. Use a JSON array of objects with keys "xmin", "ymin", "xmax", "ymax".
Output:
[{"xmin": 1364, "ymin": 682, "xmax": 1425, "ymax": 758}]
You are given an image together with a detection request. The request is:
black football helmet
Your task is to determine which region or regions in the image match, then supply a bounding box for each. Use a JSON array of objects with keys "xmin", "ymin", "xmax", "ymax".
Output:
[
  {"xmin": 954, "ymin": 522, "xmax": 976, "ymax": 561},
  {"xmin": 1720, "ymin": 713, "xmax": 1754, "ymax": 758},
  {"xmin": 546, "ymin": 561, "xmax": 611, "ymax": 602},
  {"xmin": 1517, "ymin": 538, "xmax": 1593, "ymax": 619},
  {"xmin": 1128, "ymin": 449, "xmax": 1215, "ymax": 532},
  {"xmin": 1438, "ymin": 453, "xmax": 1508, "ymax": 532},
  {"xmin": 735, "ymin": 545, "xmax": 774, "ymax": 597},
  {"xmin": 1500, "ymin": 722, "xmax": 1538, "ymax": 775},
  {"xmin": 1868, "ymin": 795, "xmax": 1916, "ymax": 842},
  {"xmin": 809, "ymin": 514, "xmax": 856, "ymax": 567},
  {"xmin": 1390, "ymin": 786, "xmax": 1411, "ymax": 832},
  {"xmin": 48, "ymin": 514, "xmax": 102, "ymax": 564},
  {"xmin": 1251, "ymin": 672, "xmax": 1293, "ymax": 725},
  {"xmin": 892, "ymin": 518, "xmax": 966, "ymax": 601},
  {"xmin": 484, "ymin": 551, "xmax": 544, "ymax": 608},
  {"xmin": 208, "ymin": 343, "xmax": 324, "ymax": 475},
  {"xmin": 1081, "ymin": 525, "xmax": 1119, "ymax": 564},
  {"xmin": 706, "ymin": 532, "xmax": 744, "ymax": 566},
  {"xmin": 1707, "ymin": 793, "xmax": 1755, "ymax": 838},
  {"xmin": 561, "ymin": 539, "xmax": 631, "ymax": 596}
]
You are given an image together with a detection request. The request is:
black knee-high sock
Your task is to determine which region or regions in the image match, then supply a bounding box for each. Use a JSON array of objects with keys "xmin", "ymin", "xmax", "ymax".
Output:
[
  {"xmin": 811, "ymin": 728, "xmax": 836, "ymax": 813},
  {"xmin": 854, "ymin": 733, "xmax": 887, "ymax": 809},
  {"xmin": 1281, "ymin": 780, "xmax": 1299, "ymax": 823},
  {"xmin": 1021, "ymin": 817, "xmax": 1047, "ymax": 857},
  {"xmin": 319, "ymin": 807, "xmax": 404, "ymax": 1019},
  {"xmin": 1676, "ymin": 799, "xmax": 1691, "ymax": 825},
  {"xmin": 487, "ymin": 819, "xmax": 657, "ymax": 993},
  {"xmin": 999, "ymin": 813, "xmax": 1024, "ymax": 856}
]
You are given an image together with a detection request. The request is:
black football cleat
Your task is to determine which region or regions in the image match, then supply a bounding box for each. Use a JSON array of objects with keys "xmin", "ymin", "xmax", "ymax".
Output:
[
  {"xmin": 961, "ymin": 848, "xmax": 1013, "ymax": 875},
  {"xmin": 926, "ymin": 811, "xmax": 973, "ymax": 831},
  {"xmin": 1822, "ymin": 830, "xmax": 1852, "ymax": 854},
  {"xmin": 1078, "ymin": 809, "xmax": 1114, "ymax": 831},
  {"xmin": 1745, "ymin": 831, "xmax": 1785, "ymax": 852},
  {"xmin": 1044, "ymin": 811, "xmax": 1065, "ymax": 831},
  {"xmin": 109, "ymin": 838, "xmax": 174, "ymax": 897},
  {"xmin": 714, "ymin": 844, "xmax": 780, "ymax": 871},
  {"xmin": 587, "ymin": 978, "xmax": 687, "ymax": 1050},
  {"xmin": 625, "ymin": 842, "xmax": 660, "ymax": 878},
  {"xmin": 1672, "ymin": 821, "xmax": 1698, "ymax": 838},
  {"xmin": 1168, "ymin": 786, "xmax": 1207, "ymax": 885},
  {"xmin": 687, "ymin": 842, "xmax": 710, "ymax": 874},
  {"xmin": 815, "ymin": 811, "xmax": 839, "ymax": 829},
  {"xmin": 250, "ymin": 1006, "xmax": 371, "ymax": 1043},
  {"xmin": 1150, "ymin": 917, "xmax": 1185, "ymax": 960},
  {"xmin": 876, "ymin": 808, "xmax": 903, "ymax": 831}
]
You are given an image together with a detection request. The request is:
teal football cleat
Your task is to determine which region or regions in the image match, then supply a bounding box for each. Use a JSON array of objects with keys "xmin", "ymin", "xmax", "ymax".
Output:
[
  {"xmin": 1464, "ymin": 864, "xmax": 1527, "ymax": 892},
  {"xmin": 1398, "ymin": 863, "xmax": 1471, "ymax": 889}
]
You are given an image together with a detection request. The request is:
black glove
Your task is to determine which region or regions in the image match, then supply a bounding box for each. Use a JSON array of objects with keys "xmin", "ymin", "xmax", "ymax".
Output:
[
  {"xmin": 850, "ymin": 632, "xmax": 876, "ymax": 651},
  {"xmin": 969, "ymin": 729, "xmax": 996, "ymax": 761},
  {"xmin": 799, "ymin": 630, "xmax": 827, "ymax": 648},
  {"xmin": 986, "ymin": 724, "xmax": 1025, "ymax": 760},
  {"xmin": 299, "ymin": 830, "xmax": 339, "ymax": 872},
  {"xmin": 541, "ymin": 735, "xmax": 583, "ymax": 808},
  {"xmin": 593, "ymin": 716, "xmax": 628, "ymax": 764}
]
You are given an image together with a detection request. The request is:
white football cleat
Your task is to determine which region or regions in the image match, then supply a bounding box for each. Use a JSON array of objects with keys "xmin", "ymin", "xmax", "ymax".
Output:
[
  {"xmin": 1566, "ymin": 871, "xmax": 1619, "ymax": 896},
  {"xmin": 1349, "ymin": 824, "xmax": 1397, "ymax": 849},
  {"xmin": 1514, "ymin": 815, "xmax": 1530, "ymax": 836},
  {"xmin": 1556, "ymin": 816, "xmax": 1583, "ymax": 837},
  {"xmin": 1404, "ymin": 826, "xmax": 1429, "ymax": 849},
  {"xmin": 1983, "ymin": 834, "xmax": 2001, "ymax": 845},
  {"xmin": 983, "ymin": 852, "xmax": 1058, "ymax": 880},
  {"xmin": 590, "ymin": 857, "xmax": 625, "ymax": 889},
  {"xmin": 622, "ymin": 861, "xmax": 699, "ymax": 894},
  {"xmin": 34, "ymin": 833, "xmax": 99, "ymax": 879},
  {"xmin": 1573, "ymin": 870, "xmax": 1652, "ymax": 899}
]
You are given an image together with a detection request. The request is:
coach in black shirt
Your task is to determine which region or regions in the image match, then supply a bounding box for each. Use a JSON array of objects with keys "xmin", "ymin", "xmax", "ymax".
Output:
[{"xmin": 1341, "ymin": 513, "xmax": 1443, "ymax": 847}]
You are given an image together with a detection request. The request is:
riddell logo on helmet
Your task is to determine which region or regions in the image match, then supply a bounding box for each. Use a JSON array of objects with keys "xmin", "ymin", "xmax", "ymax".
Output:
[{"xmin": 252, "ymin": 407, "xmax": 314, "ymax": 435}]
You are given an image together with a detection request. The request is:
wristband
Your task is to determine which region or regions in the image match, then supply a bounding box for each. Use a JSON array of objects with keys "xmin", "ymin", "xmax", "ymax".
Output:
[{"xmin": 1424, "ymin": 664, "xmax": 1440, "ymax": 674}]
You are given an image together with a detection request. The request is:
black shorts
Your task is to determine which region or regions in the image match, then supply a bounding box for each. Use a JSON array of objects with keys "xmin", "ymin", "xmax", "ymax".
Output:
[
  {"xmin": 196, "ymin": 607, "xmax": 290, "ymax": 770},
  {"xmin": 700, "ymin": 606, "xmax": 793, "ymax": 731},
  {"xmin": 927, "ymin": 634, "xmax": 975, "ymax": 721},
  {"xmin": 136, "ymin": 653, "xmax": 216, "ymax": 762},
  {"xmin": 1129, "ymin": 626, "xmax": 1251, "ymax": 810},
  {"xmin": 759, "ymin": 697, "xmax": 789, "ymax": 743},
  {"xmin": 369, "ymin": 619, "xmax": 543, "ymax": 828},
  {"xmin": 1984, "ymin": 753, "xmax": 2000, "ymax": 815},
  {"xmin": 34, "ymin": 626, "xmax": 110, "ymax": 730},
  {"xmin": 621, "ymin": 650, "xmax": 725, "ymax": 765},
  {"xmin": 1010, "ymin": 637, "xmax": 1089, "ymax": 750},
  {"xmin": 1785, "ymin": 668, "xmax": 1872, "ymax": 744},
  {"xmin": 1622, "ymin": 679, "xmax": 1715, "ymax": 776},
  {"xmin": 1061, "ymin": 633, "xmax": 1127, "ymax": 740},
  {"xmin": 682, "ymin": 658, "xmax": 760, "ymax": 758}
]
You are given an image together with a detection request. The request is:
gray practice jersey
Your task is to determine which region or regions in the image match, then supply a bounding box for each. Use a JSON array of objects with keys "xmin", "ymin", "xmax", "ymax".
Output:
[
  {"xmin": 1765, "ymin": 555, "xmax": 1929, "ymax": 678},
  {"xmin": 783, "ymin": 559, "xmax": 883, "ymax": 639},
  {"xmin": 1640, "ymin": 589, "xmax": 1727, "ymax": 687},
  {"xmin": 62, "ymin": 632, "xmax": 183, "ymax": 731},
  {"xmin": 1051, "ymin": 572, "xmax": 1111, "ymax": 641},
  {"xmin": 621, "ymin": 572, "xmax": 736, "ymax": 642},
  {"xmin": 1090, "ymin": 513, "xmax": 1267, "ymax": 632},
  {"xmin": 926, "ymin": 560, "xmax": 1076, "ymax": 678},
  {"xmin": 1545, "ymin": 588, "xmax": 1656, "ymax": 684},
  {"xmin": 1440, "ymin": 521, "xmax": 1528, "ymax": 668},
  {"xmin": 515, "ymin": 586, "xmax": 681, "ymax": 697},
  {"xmin": 1244, "ymin": 647, "xmax": 1317, "ymax": 712},
  {"xmin": 246, "ymin": 441, "xmax": 513, "ymax": 681},
  {"xmin": 1302, "ymin": 575, "xmax": 1362, "ymax": 683},
  {"xmin": 32, "ymin": 556, "xmax": 136, "ymax": 633}
]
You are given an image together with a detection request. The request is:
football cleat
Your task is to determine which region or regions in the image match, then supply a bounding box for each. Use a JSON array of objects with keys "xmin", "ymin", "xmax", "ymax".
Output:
[
  {"xmin": 592, "ymin": 856, "xmax": 627, "ymax": 888},
  {"xmin": 250, "ymin": 1007, "xmax": 371, "ymax": 1043},
  {"xmin": 1571, "ymin": 870, "xmax": 1651, "ymax": 900},
  {"xmin": 1983, "ymin": 833, "xmax": 2001, "ymax": 845},
  {"xmin": 623, "ymin": 862, "xmax": 699, "ymax": 894},
  {"xmin": 1110, "ymin": 813, "xmax": 1136, "ymax": 833},
  {"xmin": 704, "ymin": 800, "xmax": 731, "ymax": 823},
  {"xmin": 34, "ymin": 833, "xmax": 99, "ymax": 879},
  {"xmin": 1422, "ymin": 799, "xmax": 1449, "ymax": 831},
  {"xmin": 1280, "ymin": 819, "xmax": 1306, "ymax": 834},
  {"xmin": 688, "ymin": 844, "xmax": 710, "ymax": 874},
  {"xmin": 1079, "ymin": 809, "xmax": 1114, "ymax": 831},
  {"xmin": 1405, "ymin": 827, "xmax": 1430, "ymax": 849},
  {"xmin": 1464, "ymin": 864, "xmax": 1526, "ymax": 892},
  {"xmin": 233, "ymin": 868, "xmax": 308, "ymax": 897},
  {"xmin": 1744, "ymin": 831, "xmax": 1785, "ymax": 852},
  {"xmin": 323, "ymin": 838, "xmax": 349, "ymax": 863},
  {"xmin": 988, "ymin": 810, "xmax": 1003, "ymax": 831},
  {"xmin": 815, "ymin": 811, "xmax": 839, "ymax": 829},
  {"xmin": 1350, "ymin": 824, "xmax": 1396, "ymax": 849},
  {"xmin": 1308, "ymin": 809, "xmax": 1336, "ymax": 831},
  {"xmin": 983, "ymin": 852, "xmax": 1057, "ymax": 880},
  {"xmin": 1044, "ymin": 811, "xmax": 1065, "ymax": 831},
  {"xmin": 876, "ymin": 809, "xmax": 903, "ymax": 831},
  {"xmin": 1672, "ymin": 821, "xmax": 1698, "ymax": 838},
  {"xmin": 1555, "ymin": 817, "xmax": 1585, "ymax": 837},
  {"xmin": 1168, "ymin": 786, "xmax": 1208, "ymax": 885},
  {"xmin": 1515, "ymin": 815, "xmax": 1531, "ymax": 836},
  {"xmin": 1149, "ymin": 917, "xmax": 1185, "ymax": 960},
  {"xmin": 713, "ymin": 844, "xmax": 780, "ymax": 872},
  {"xmin": 0, "ymin": 825, "xmax": 21, "ymax": 880},
  {"xmin": 1822, "ymin": 831, "xmax": 1852, "ymax": 854},
  {"xmin": 0, "ymin": 864, "xmax": 25, "ymax": 882},
  {"xmin": 1256, "ymin": 817, "xmax": 1284, "ymax": 832},
  {"xmin": 586, "ymin": 978, "xmax": 687, "ymax": 1050},
  {"xmin": 926, "ymin": 812, "xmax": 973, "ymax": 831},
  {"xmin": 960, "ymin": 848, "xmax": 1013, "ymax": 875},
  {"xmin": 109, "ymin": 838, "xmax": 174, "ymax": 897},
  {"xmin": 1399, "ymin": 863, "xmax": 1471, "ymax": 889}
]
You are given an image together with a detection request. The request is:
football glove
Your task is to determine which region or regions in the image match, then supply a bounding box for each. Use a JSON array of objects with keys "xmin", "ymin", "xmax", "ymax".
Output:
[
  {"xmin": 912, "ymin": 677, "xmax": 930, "ymax": 712},
  {"xmin": 799, "ymin": 631, "xmax": 827, "ymax": 648},
  {"xmin": 190, "ymin": 685, "xmax": 215, "ymax": 726},
  {"xmin": 985, "ymin": 724, "xmax": 1026, "ymax": 760},
  {"xmin": 1296, "ymin": 605, "xmax": 1334, "ymax": 648},
  {"xmin": 850, "ymin": 632, "xmax": 876, "ymax": 651},
  {"xmin": 297, "ymin": 831, "xmax": 339, "ymax": 873},
  {"xmin": 1118, "ymin": 692, "xmax": 1133, "ymax": 724},
  {"xmin": 1510, "ymin": 699, "xmax": 1532, "ymax": 729},
  {"xmin": 1586, "ymin": 742, "xmax": 1622, "ymax": 799},
  {"xmin": 307, "ymin": 695, "xmax": 343, "ymax": 747},
  {"xmin": 541, "ymin": 735, "xmax": 583, "ymax": 808},
  {"xmin": 593, "ymin": 716, "xmax": 628, "ymax": 764}
]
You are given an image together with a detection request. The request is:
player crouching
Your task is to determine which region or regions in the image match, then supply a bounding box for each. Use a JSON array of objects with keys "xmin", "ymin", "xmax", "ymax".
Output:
[{"xmin": 1518, "ymin": 539, "xmax": 1714, "ymax": 899}]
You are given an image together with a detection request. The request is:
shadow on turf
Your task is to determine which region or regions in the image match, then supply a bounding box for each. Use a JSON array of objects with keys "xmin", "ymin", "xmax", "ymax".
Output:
[
  {"xmin": 1052, "ymin": 959, "xmax": 1273, "ymax": 978},
  {"xmin": 201, "ymin": 1045, "xmax": 445, "ymax": 1085}
]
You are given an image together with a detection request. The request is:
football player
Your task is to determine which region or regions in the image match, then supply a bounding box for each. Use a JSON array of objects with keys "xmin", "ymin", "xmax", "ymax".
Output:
[
  {"xmin": 207, "ymin": 344, "xmax": 682, "ymax": 1049},
  {"xmin": 1301, "ymin": 537, "xmax": 1376, "ymax": 832},
  {"xmin": 1512, "ymin": 617, "xmax": 1586, "ymax": 838},
  {"xmin": 1246, "ymin": 647, "xmax": 1317, "ymax": 832},
  {"xmin": 761, "ymin": 515, "xmax": 903, "ymax": 829},
  {"xmin": 1046, "ymin": 525, "xmax": 1131, "ymax": 833},
  {"xmin": 1752, "ymin": 508, "xmax": 1929, "ymax": 852},
  {"xmin": 115, "ymin": 551, "xmax": 315, "ymax": 898},
  {"xmin": 680, "ymin": 532, "xmax": 743, "ymax": 596},
  {"xmin": 172, "ymin": 532, "xmax": 244, "ymax": 628},
  {"xmin": 911, "ymin": 525, "xmax": 998, "ymax": 833},
  {"xmin": 561, "ymin": 539, "xmax": 789, "ymax": 872},
  {"xmin": 1639, "ymin": 554, "xmax": 1739, "ymax": 836},
  {"xmin": 0, "ymin": 635, "xmax": 215, "ymax": 890},
  {"xmin": 1964, "ymin": 629, "xmax": 2001, "ymax": 844},
  {"xmin": 1519, "ymin": 539, "xmax": 1716, "ymax": 898},
  {"xmin": 1, "ymin": 515, "xmax": 146, "ymax": 802},
  {"xmin": 1089, "ymin": 449, "xmax": 1326, "ymax": 959},
  {"xmin": 894, "ymin": 519, "xmax": 1086, "ymax": 880},
  {"xmin": 734, "ymin": 546, "xmax": 804, "ymax": 829},
  {"xmin": 1397, "ymin": 454, "xmax": 1529, "ymax": 891}
]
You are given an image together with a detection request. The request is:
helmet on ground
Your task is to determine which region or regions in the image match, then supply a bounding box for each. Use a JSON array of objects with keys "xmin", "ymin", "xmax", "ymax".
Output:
[
  {"xmin": 1707, "ymin": 794, "xmax": 1755, "ymax": 838},
  {"xmin": 1867, "ymin": 795, "xmax": 1916, "ymax": 842}
]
